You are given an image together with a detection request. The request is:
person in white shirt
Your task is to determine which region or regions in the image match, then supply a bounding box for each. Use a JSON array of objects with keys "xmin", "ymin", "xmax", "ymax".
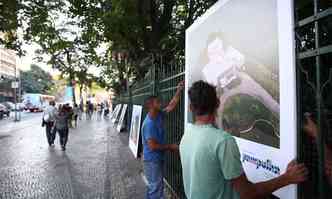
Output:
[{"xmin": 42, "ymin": 101, "xmax": 57, "ymax": 147}]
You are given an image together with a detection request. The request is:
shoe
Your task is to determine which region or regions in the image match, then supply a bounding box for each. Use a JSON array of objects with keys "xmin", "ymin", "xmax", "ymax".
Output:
[{"xmin": 61, "ymin": 146, "xmax": 66, "ymax": 151}]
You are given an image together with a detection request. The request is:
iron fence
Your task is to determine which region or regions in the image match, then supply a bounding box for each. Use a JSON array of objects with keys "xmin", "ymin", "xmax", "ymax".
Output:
[
  {"xmin": 115, "ymin": 56, "xmax": 186, "ymax": 198},
  {"xmin": 295, "ymin": 0, "xmax": 332, "ymax": 199}
]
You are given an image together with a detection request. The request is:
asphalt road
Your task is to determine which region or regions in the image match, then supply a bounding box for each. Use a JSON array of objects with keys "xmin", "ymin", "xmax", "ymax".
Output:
[
  {"xmin": 0, "ymin": 112, "xmax": 43, "ymax": 134},
  {"xmin": 0, "ymin": 113, "xmax": 145, "ymax": 199}
]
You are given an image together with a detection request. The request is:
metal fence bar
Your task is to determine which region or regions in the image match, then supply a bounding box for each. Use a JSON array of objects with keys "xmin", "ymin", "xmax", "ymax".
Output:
[
  {"xmin": 159, "ymin": 72, "xmax": 186, "ymax": 83},
  {"xmin": 114, "ymin": 56, "xmax": 186, "ymax": 198},
  {"xmin": 297, "ymin": 7, "xmax": 332, "ymax": 27},
  {"xmin": 295, "ymin": 0, "xmax": 332, "ymax": 198},
  {"xmin": 298, "ymin": 44, "xmax": 332, "ymax": 59}
]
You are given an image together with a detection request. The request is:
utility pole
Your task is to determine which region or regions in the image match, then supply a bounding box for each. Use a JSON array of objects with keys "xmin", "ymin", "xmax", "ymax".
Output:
[{"xmin": 13, "ymin": 63, "xmax": 19, "ymax": 122}]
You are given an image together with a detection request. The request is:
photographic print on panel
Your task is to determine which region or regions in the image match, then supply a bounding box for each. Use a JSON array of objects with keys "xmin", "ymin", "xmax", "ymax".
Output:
[
  {"xmin": 187, "ymin": 0, "xmax": 280, "ymax": 148},
  {"xmin": 117, "ymin": 104, "xmax": 128, "ymax": 132},
  {"xmin": 129, "ymin": 105, "xmax": 143, "ymax": 158}
]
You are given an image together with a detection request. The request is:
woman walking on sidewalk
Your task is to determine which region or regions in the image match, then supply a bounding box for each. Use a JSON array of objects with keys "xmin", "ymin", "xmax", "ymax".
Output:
[
  {"xmin": 54, "ymin": 106, "xmax": 70, "ymax": 151},
  {"xmin": 42, "ymin": 101, "xmax": 57, "ymax": 147},
  {"xmin": 73, "ymin": 104, "xmax": 80, "ymax": 128}
]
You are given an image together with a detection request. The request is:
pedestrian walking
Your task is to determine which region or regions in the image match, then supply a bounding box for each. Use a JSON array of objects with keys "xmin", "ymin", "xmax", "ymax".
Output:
[
  {"xmin": 73, "ymin": 104, "xmax": 80, "ymax": 128},
  {"xmin": 104, "ymin": 102, "xmax": 110, "ymax": 118},
  {"xmin": 54, "ymin": 106, "xmax": 70, "ymax": 151},
  {"xmin": 85, "ymin": 102, "xmax": 90, "ymax": 120},
  {"xmin": 97, "ymin": 103, "xmax": 103, "ymax": 120},
  {"xmin": 63, "ymin": 104, "xmax": 73, "ymax": 128},
  {"xmin": 79, "ymin": 102, "xmax": 84, "ymax": 120},
  {"xmin": 42, "ymin": 101, "xmax": 57, "ymax": 147},
  {"xmin": 142, "ymin": 81, "xmax": 184, "ymax": 199},
  {"xmin": 86, "ymin": 101, "xmax": 94, "ymax": 120},
  {"xmin": 180, "ymin": 80, "xmax": 308, "ymax": 199}
]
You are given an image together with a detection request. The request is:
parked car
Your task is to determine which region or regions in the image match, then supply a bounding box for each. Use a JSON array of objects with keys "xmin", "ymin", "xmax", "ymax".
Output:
[
  {"xmin": 0, "ymin": 103, "xmax": 10, "ymax": 119},
  {"xmin": 3, "ymin": 102, "xmax": 15, "ymax": 111},
  {"xmin": 3, "ymin": 102, "xmax": 25, "ymax": 111}
]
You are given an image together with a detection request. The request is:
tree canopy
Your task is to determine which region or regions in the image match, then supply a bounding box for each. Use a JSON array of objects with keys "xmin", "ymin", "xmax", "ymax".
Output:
[
  {"xmin": 21, "ymin": 64, "xmax": 54, "ymax": 94},
  {"xmin": 1, "ymin": 0, "xmax": 218, "ymax": 94}
]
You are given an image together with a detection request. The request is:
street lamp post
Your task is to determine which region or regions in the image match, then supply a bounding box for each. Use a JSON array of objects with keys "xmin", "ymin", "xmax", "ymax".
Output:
[{"xmin": 12, "ymin": 64, "xmax": 20, "ymax": 122}]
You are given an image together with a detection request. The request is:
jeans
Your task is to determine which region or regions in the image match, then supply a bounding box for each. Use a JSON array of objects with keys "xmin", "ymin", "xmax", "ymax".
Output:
[
  {"xmin": 57, "ymin": 128, "xmax": 69, "ymax": 147},
  {"xmin": 144, "ymin": 161, "xmax": 164, "ymax": 199},
  {"xmin": 45, "ymin": 122, "xmax": 55, "ymax": 145}
]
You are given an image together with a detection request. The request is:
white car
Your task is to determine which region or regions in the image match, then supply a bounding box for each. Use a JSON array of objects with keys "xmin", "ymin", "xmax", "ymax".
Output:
[{"xmin": 4, "ymin": 102, "xmax": 24, "ymax": 111}]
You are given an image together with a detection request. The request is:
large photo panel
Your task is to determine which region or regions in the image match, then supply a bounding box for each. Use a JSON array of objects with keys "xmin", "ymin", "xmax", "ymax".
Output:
[
  {"xmin": 111, "ymin": 104, "xmax": 122, "ymax": 124},
  {"xmin": 129, "ymin": 105, "xmax": 143, "ymax": 158},
  {"xmin": 185, "ymin": 0, "xmax": 297, "ymax": 198},
  {"xmin": 117, "ymin": 104, "xmax": 128, "ymax": 132}
]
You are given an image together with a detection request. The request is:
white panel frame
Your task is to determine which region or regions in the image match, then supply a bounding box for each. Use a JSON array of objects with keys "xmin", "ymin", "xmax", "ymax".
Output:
[{"xmin": 185, "ymin": 0, "xmax": 297, "ymax": 198}]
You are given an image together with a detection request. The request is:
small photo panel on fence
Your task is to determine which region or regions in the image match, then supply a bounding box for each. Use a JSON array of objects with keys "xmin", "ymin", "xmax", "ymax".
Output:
[
  {"xmin": 129, "ymin": 105, "xmax": 143, "ymax": 158},
  {"xmin": 117, "ymin": 104, "xmax": 128, "ymax": 132}
]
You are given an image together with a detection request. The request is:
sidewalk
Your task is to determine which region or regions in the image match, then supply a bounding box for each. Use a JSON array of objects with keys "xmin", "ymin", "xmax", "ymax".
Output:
[
  {"xmin": 106, "ymin": 124, "xmax": 146, "ymax": 199},
  {"xmin": 0, "ymin": 116, "xmax": 146, "ymax": 199}
]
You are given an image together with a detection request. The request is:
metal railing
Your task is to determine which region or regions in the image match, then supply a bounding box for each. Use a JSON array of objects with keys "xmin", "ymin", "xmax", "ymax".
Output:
[
  {"xmin": 295, "ymin": 0, "xmax": 332, "ymax": 198},
  {"xmin": 115, "ymin": 56, "xmax": 186, "ymax": 198}
]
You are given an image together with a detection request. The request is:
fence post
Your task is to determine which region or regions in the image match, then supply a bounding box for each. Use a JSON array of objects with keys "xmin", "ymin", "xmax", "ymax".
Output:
[{"xmin": 151, "ymin": 54, "xmax": 157, "ymax": 96}]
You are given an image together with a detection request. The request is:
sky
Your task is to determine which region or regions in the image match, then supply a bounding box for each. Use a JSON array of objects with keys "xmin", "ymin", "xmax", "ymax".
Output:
[
  {"xmin": 18, "ymin": 42, "xmax": 55, "ymax": 73},
  {"xmin": 16, "ymin": 7, "xmax": 107, "ymax": 77}
]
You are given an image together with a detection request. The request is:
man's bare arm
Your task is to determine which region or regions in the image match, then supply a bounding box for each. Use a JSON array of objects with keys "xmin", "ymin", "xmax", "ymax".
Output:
[
  {"xmin": 147, "ymin": 138, "xmax": 178, "ymax": 152},
  {"xmin": 164, "ymin": 81, "xmax": 184, "ymax": 113},
  {"xmin": 232, "ymin": 161, "xmax": 308, "ymax": 199}
]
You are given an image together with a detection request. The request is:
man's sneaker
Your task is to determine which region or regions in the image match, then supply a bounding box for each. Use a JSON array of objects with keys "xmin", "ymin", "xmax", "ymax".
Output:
[{"xmin": 61, "ymin": 146, "xmax": 66, "ymax": 151}]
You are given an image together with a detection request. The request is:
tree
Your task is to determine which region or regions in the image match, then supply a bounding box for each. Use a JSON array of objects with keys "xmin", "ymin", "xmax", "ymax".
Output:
[
  {"xmin": 21, "ymin": 64, "xmax": 54, "ymax": 94},
  {"xmin": 67, "ymin": 0, "xmax": 219, "ymax": 82},
  {"xmin": 1, "ymin": 0, "xmax": 220, "ymax": 92}
]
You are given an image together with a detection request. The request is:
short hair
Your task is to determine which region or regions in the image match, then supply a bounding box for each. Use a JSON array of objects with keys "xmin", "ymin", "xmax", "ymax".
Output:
[
  {"xmin": 144, "ymin": 95, "xmax": 158, "ymax": 109},
  {"xmin": 188, "ymin": 80, "xmax": 219, "ymax": 116}
]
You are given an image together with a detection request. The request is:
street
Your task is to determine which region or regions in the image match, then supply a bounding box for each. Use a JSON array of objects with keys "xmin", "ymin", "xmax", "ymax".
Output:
[{"xmin": 0, "ymin": 114, "xmax": 145, "ymax": 199}]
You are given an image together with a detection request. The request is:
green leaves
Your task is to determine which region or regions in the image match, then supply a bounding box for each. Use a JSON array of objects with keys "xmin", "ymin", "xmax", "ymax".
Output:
[
  {"xmin": 21, "ymin": 64, "xmax": 54, "ymax": 94},
  {"xmin": 1, "ymin": 0, "xmax": 218, "ymax": 92}
]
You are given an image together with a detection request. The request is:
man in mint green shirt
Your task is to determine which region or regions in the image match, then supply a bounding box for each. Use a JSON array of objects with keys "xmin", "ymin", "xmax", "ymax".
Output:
[{"xmin": 180, "ymin": 80, "xmax": 308, "ymax": 199}]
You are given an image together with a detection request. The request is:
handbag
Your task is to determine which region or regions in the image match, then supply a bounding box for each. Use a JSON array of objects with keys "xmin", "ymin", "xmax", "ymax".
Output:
[
  {"xmin": 51, "ymin": 121, "xmax": 57, "ymax": 135},
  {"xmin": 43, "ymin": 113, "xmax": 50, "ymax": 122}
]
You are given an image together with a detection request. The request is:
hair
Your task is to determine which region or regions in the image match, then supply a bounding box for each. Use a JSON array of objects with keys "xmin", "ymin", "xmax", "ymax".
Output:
[
  {"xmin": 49, "ymin": 101, "xmax": 55, "ymax": 106},
  {"xmin": 144, "ymin": 95, "xmax": 158, "ymax": 110},
  {"xmin": 59, "ymin": 105, "xmax": 66, "ymax": 113},
  {"xmin": 188, "ymin": 80, "xmax": 219, "ymax": 116}
]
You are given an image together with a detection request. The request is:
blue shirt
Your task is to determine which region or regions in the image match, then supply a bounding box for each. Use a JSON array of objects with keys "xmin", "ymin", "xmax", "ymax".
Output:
[{"xmin": 142, "ymin": 111, "xmax": 166, "ymax": 162}]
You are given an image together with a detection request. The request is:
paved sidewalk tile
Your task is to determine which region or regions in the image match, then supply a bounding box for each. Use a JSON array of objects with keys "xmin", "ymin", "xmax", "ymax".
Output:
[{"xmin": 0, "ymin": 116, "xmax": 146, "ymax": 199}]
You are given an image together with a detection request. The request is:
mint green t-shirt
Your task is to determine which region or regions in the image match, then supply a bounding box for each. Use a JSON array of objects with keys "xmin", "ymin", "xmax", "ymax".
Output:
[{"xmin": 180, "ymin": 124, "xmax": 243, "ymax": 199}]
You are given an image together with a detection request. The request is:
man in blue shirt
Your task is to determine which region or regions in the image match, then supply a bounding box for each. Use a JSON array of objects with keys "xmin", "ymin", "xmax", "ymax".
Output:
[{"xmin": 142, "ymin": 81, "xmax": 184, "ymax": 199}]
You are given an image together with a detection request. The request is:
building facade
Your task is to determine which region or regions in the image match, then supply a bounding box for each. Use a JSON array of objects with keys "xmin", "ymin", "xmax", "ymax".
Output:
[{"xmin": 0, "ymin": 47, "xmax": 17, "ymax": 102}]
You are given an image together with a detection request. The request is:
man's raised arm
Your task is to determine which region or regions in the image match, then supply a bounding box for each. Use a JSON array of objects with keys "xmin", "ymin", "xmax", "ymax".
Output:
[{"xmin": 164, "ymin": 81, "xmax": 184, "ymax": 113}]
